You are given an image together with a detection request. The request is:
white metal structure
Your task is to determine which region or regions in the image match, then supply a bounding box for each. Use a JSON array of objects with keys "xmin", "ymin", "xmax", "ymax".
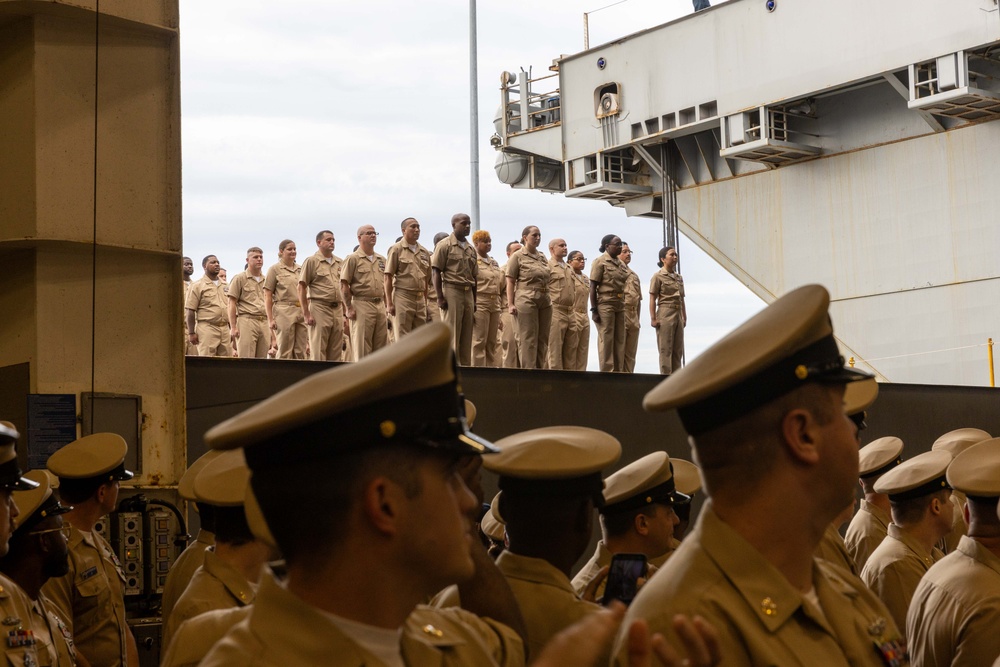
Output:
[{"xmin": 493, "ymin": 0, "xmax": 1000, "ymax": 386}]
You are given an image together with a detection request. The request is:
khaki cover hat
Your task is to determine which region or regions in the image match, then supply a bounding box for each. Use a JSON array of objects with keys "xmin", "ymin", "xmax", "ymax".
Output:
[
  {"xmin": 480, "ymin": 492, "xmax": 506, "ymax": 542},
  {"xmin": 946, "ymin": 438, "xmax": 1000, "ymax": 496},
  {"xmin": 243, "ymin": 482, "xmax": 278, "ymax": 550},
  {"xmin": 601, "ymin": 452, "xmax": 689, "ymax": 513},
  {"xmin": 670, "ymin": 459, "xmax": 703, "ymax": 496},
  {"xmin": 465, "ymin": 400, "xmax": 477, "ymax": 429},
  {"xmin": 644, "ymin": 285, "xmax": 870, "ymax": 436},
  {"xmin": 484, "ymin": 426, "xmax": 621, "ymax": 503},
  {"xmin": 11, "ymin": 469, "xmax": 71, "ymax": 533},
  {"xmin": 193, "ymin": 450, "xmax": 250, "ymax": 507},
  {"xmin": 204, "ymin": 323, "xmax": 497, "ymax": 468},
  {"xmin": 47, "ymin": 433, "xmax": 133, "ymax": 482},
  {"xmin": 874, "ymin": 450, "xmax": 952, "ymax": 501},
  {"xmin": 0, "ymin": 421, "xmax": 37, "ymax": 491},
  {"xmin": 178, "ymin": 450, "xmax": 225, "ymax": 501},
  {"xmin": 858, "ymin": 437, "xmax": 904, "ymax": 478},
  {"xmin": 843, "ymin": 378, "xmax": 878, "ymax": 416},
  {"xmin": 931, "ymin": 428, "xmax": 991, "ymax": 458}
]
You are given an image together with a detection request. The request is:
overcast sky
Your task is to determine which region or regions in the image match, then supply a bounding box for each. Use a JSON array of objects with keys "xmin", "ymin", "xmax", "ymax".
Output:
[{"xmin": 179, "ymin": 0, "xmax": 762, "ymax": 373}]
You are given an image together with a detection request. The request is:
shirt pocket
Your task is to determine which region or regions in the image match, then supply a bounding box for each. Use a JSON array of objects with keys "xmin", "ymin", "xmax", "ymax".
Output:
[
  {"xmin": 5, "ymin": 648, "xmax": 41, "ymax": 667},
  {"xmin": 74, "ymin": 572, "xmax": 111, "ymax": 629}
]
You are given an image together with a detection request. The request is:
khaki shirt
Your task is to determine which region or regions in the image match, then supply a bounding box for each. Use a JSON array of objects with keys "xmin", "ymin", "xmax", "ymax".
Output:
[
  {"xmin": 162, "ymin": 606, "xmax": 251, "ymax": 667},
  {"xmin": 431, "ymin": 234, "xmax": 477, "ymax": 287},
  {"xmin": 505, "ymin": 249, "xmax": 550, "ymax": 300},
  {"xmin": 164, "ymin": 547, "xmax": 258, "ymax": 647},
  {"xmin": 186, "ymin": 274, "xmax": 229, "ymax": 324},
  {"xmin": 42, "ymin": 528, "xmax": 129, "ymax": 667},
  {"xmin": 161, "ymin": 531, "xmax": 214, "ymax": 624},
  {"xmin": 940, "ymin": 490, "xmax": 968, "ymax": 554},
  {"xmin": 299, "ymin": 251, "xmax": 343, "ymax": 304},
  {"xmin": 475, "ymin": 255, "xmax": 504, "ymax": 312},
  {"xmin": 815, "ymin": 523, "xmax": 859, "ymax": 577},
  {"xmin": 199, "ymin": 569, "xmax": 524, "ymax": 667},
  {"xmin": 614, "ymin": 503, "xmax": 906, "ymax": 667},
  {"xmin": 0, "ymin": 573, "xmax": 77, "ymax": 667},
  {"xmin": 263, "ymin": 263, "xmax": 301, "ymax": 306},
  {"xmin": 228, "ymin": 271, "xmax": 267, "ymax": 317},
  {"xmin": 649, "ymin": 268, "xmax": 684, "ymax": 309},
  {"xmin": 548, "ymin": 259, "xmax": 575, "ymax": 308},
  {"xmin": 495, "ymin": 550, "xmax": 600, "ymax": 659},
  {"xmin": 861, "ymin": 523, "xmax": 944, "ymax": 638},
  {"xmin": 385, "ymin": 241, "xmax": 431, "ymax": 294},
  {"xmin": 907, "ymin": 535, "xmax": 1000, "ymax": 667},
  {"xmin": 589, "ymin": 253, "xmax": 628, "ymax": 307},
  {"xmin": 571, "ymin": 272, "xmax": 590, "ymax": 327},
  {"xmin": 570, "ymin": 538, "xmax": 680, "ymax": 598},
  {"xmin": 341, "ymin": 250, "xmax": 387, "ymax": 300},
  {"xmin": 624, "ymin": 269, "xmax": 642, "ymax": 312},
  {"xmin": 845, "ymin": 500, "xmax": 891, "ymax": 573}
]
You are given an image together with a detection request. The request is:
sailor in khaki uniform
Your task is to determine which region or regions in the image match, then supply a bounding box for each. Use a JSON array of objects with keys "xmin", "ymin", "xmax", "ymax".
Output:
[
  {"xmin": 615, "ymin": 284, "xmax": 907, "ymax": 667},
  {"xmin": 471, "ymin": 231, "xmax": 504, "ymax": 367},
  {"xmin": 1, "ymin": 469, "xmax": 78, "ymax": 667},
  {"xmin": 483, "ymin": 426, "xmax": 620, "ymax": 658},
  {"xmin": 931, "ymin": 427, "xmax": 991, "ymax": 553},
  {"xmin": 384, "ymin": 218, "xmax": 432, "ymax": 340},
  {"xmin": 182, "ymin": 257, "xmax": 199, "ymax": 356},
  {"xmin": 263, "ymin": 240, "xmax": 308, "ymax": 359},
  {"xmin": 505, "ymin": 227, "xmax": 552, "ymax": 370},
  {"xmin": 589, "ymin": 235, "xmax": 629, "ymax": 373},
  {"xmin": 164, "ymin": 450, "xmax": 270, "ymax": 648},
  {"xmin": 197, "ymin": 323, "xmax": 528, "ymax": 667},
  {"xmin": 499, "ymin": 241, "xmax": 522, "ymax": 369},
  {"xmin": 669, "ymin": 458, "xmax": 702, "ymax": 541},
  {"xmin": 432, "ymin": 214, "xmax": 478, "ymax": 366},
  {"xmin": 546, "ymin": 239, "xmax": 575, "ymax": 370},
  {"xmin": 298, "ymin": 230, "xmax": 345, "ymax": 361},
  {"xmin": 186, "ymin": 255, "xmax": 231, "ymax": 357},
  {"xmin": 907, "ymin": 438, "xmax": 1000, "ymax": 667},
  {"xmin": 648, "ymin": 246, "xmax": 685, "ymax": 375},
  {"xmin": 43, "ymin": 433, "xmax": 138, "ymax": 667},
  {"xmin": 846, "ymin": 436, "xmax": 904, "ymax": 572},
  {"xmin": 861, "ymin": 450, "xmax": 953, "ymax": 638},
  {"xmin": 341, "ymin": 225, "xmax": 389, "ymax": 360},
  {"xmin": 571, "ymin": 452, "xmax": 689, "ymax": 598},
  {"xmin": 565, "ymin": 251, "xmax": 591, "ymax": 371},
  {"xmin": 160, "ymin": 450, "xmax": 221, "ymax": 625},
  {"xmin": 620, "ymin": 243, "xmax": 642, "ymax": 374},
  {"xmin": 228, "ymin": 247, "xmax": 273, "ymax": 359}
]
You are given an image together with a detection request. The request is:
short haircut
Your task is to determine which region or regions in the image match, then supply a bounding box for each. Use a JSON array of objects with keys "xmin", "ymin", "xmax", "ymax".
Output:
[
  {"xmin": 568, "ymin": 250, "xmax": 583, "ymax": 261},
  {"xmin": 316, "ymin": 230, "xmax": 333, "ymax": 243},
  {"xmin": 213, "ymin": 505, "xmax": 256, "ymax": 546},
  {"xmin": 602, "ymin": 503, "xmax": 659, "ymax": 538},
  {"xmin": 400, "ymin": 217, "xmax": 417, "ymax": 231},
  {"xmin": 506, "ymin": 241, "xmax": 521, "ymax": 255},
  {"xmin": 201, "ymin": 255, "xmax": 217, "ymax": 268},
  {"xmin": 891, "ymin": 489, "xmax": 950, "ymax": 525},
  {"xmin": 58, "ymin": 477, "xmax": 111, "ymax": 504},
  {"xmin": 246, "ymin": 247, "xmax": 263, "ymax": 256},
  {"xmin": 471, "ymin": 230, "xmax": 491, "ymax": 245}
]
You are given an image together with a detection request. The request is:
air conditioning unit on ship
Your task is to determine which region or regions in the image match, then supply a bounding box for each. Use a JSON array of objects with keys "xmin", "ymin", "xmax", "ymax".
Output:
[
  {"xmin": 908, "ymin": 50, "xmax": 1000, "ymax": 122},
  {"xmin": 720, "ymin": 105, "xmax": 821, "ymax": 166},
  {"xmin": 598, "ymin": 92, "xmax": 620, "ymax": 118}
]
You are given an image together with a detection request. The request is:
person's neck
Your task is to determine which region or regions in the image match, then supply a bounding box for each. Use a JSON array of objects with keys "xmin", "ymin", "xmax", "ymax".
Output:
[
  {"xmin": 281, "ymin": 259, "xmax": 295, "ymax": 268},
  {"xmin": 206, "ymin": 273, "xmax": 220, "ymax": 281},
  {"xmin": 604, "ymin": 532, "xmax": 663, "ymax": 560},
  {"xmin": 248, "ymin": 268, "xmax": 262, "ymax": 278},
  {"xmin": 864, "ymin": 492, "xmax": 891, "ymax": 513},
  {"xmin": 0, "ymin": 561, "xmax": 44, "ymax": 599},
  {"xmin": 321, "ymin": 249, "xmax": 333, "ymax": 259},
  {"xmin": 183, "ymin": 275, "xmax": 192, "ymax": 282},
  {"xmin": 968, "ymin": 517, "xmax": 1000, "ymax": 558},
  {"xmin": 64, "ymin": 505, "xmax": 104, "ymax": 533},
  {"xmin": 895, "ymin": 517, "xmax": 947, "ymax": 555},
  {"xmin": 285, "ymin": 553, "xmax": 422, "ymax": 629},
  {"xmin": 506, "ymin": 535, "xmax": 582, "ymax": 578},
  {"xmin": 214, "ymin": 541, "xmax": 270, "ymax": 584},
  {"xmin": 712, "ymin": 483, "xmax": 830, "ymax": 592}
]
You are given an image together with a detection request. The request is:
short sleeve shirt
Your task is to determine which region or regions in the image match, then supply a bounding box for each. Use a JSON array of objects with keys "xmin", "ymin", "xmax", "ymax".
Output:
[
  {"xmin": 431, "ymin": 233, "xmax": 478, "ymax": 286},
  {"xmin": 185, "ymin": 275, "xmax": 229, "ymax": 324},
  {"xmin": 385, "ymin": 241, "xmax": 431, "ymax": 293},
  {"xmin": 624, "ymin": 269, "xmax": 642, "ymax": 310},
  {"xmin": 263, "ymin": 263, "xmax": 302, "ymax": 305},
  {"xmin": 589, "ymin": 253, "xmax": 628, "ymax": 305},
  {"xmin": 548, "ymin": 260, "xmax": 576, "ymax": 307},
  {"xmin": 228, "ymin": 271, "xmax": 266, "ymax": 317},
  {"xmin": 475, "ymin": 255, "xmax": 505, "ymax": 311},
  {"xmin": 299, "ymin": 251, "xmax": 343, "ymax": 303},
  {"xmin": 649, "ymin": 268, "xmax": 684, "ymax": 309},
  {"xmin": 506, "ymin": 249, "xmax": 550, "ymax": 297},
  {"xmin": 341, "ymin": 250, "xmax": 387, "ymax": 300}
]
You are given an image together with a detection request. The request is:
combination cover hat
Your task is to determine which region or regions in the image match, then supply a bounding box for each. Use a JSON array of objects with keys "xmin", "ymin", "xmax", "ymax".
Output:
[
  {"xmin": 670, "ymin": 459, "xmax": 703, "ymax": 496},
  {"xmin": 0, "ymin": 421, "xmax": 37, "ymax": 491},
  {"xmin": 643, "ymin": 285, "xmax": 871, "ymax": 435},
  {"xmin": 858, "ymin": 437, "xmax": 904, "ymax": 478},
  {"xmin": 601, "ymin": 452, "xmax": 690, "ymax": 514},
  {"xmin": 874, "ymin": 450, "xmax": 952, "ymax": 501},
  {"xmin": 843, "ymin": 378, "xmax": 878, "ymax": 417},
  {"xmin": 931, "ymin": 428, "xmax": 991, "ymax": 458},
  {"xmin": 178, "ymin": 450, "xmax": 225, "ymax": 501},
  {"xmin": 193, "ymin": 450, "xmax": 250, "ymax": 507},
  {"xmin": 47, "ymin": 433, "xmax": 134, "ymax": 482},
  {"xmin": 11, "ymin": 469, "xmax": 71, "ymax": 533},
  {"xmin": 204, "ymin": 323, "xmax": 497, "ymax": 468},
  {"xmin": 946, "ymin": 437, "xmax": 1000, "ymax": 496}
]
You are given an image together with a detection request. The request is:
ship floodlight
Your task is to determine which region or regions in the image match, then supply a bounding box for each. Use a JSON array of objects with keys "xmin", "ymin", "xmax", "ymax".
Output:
[{"xmin": 765, "ymin": 0, "xmax": 776, "ymax": 12}]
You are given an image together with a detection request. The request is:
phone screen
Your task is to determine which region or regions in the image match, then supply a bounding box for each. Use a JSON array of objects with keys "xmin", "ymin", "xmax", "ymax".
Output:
[{"xmin": 603, "ymin": 553, "xmax": 647, "ymax": 606}]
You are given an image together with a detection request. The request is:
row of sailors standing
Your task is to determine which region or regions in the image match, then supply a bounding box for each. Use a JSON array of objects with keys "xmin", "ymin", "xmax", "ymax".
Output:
[{"xmin": 182, "ymin": 214, "xmax": 687, "ymax": 375}]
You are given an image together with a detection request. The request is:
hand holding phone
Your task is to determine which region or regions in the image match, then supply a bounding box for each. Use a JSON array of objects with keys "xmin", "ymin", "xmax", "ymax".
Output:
[{"xmin": 603, "ymin": 553, "xmax": 647, "ymax": 606}]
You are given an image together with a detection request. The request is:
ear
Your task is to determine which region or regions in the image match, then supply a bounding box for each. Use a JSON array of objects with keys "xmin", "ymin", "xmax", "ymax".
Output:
[
  {"xmin": 633, "ymin": 513, "xmax": 650, "ymax": 536},
  {"xmin": 575, "ymin": 498, "xmax": 594, "ymax": 534},
  {"xmin": 361, "ymin": 476, "xmax": 403, "ymax": 537},
  {"xmin": 780, "ymin": 408, "xmax": 822, "ymax": 465}
]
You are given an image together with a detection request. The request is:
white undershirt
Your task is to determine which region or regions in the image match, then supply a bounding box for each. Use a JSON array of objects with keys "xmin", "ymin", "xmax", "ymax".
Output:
[
  {"xmin": 802, "ymin": 587, "xmax": 829, "ymax": 626},
  {"xmin": 408, "ymin": 243, "xmax": 418, "ymax": 252},
  {"xmin": 458, "ymin": 240, "xmax": 468, "ymax": 249},
  {"xmin": 366, "ymin": 254, "xmax": 375, "ymax": 262},
  {"xmin": 323, "ymin": 612, "xmax": 404, "ymax": 667}
]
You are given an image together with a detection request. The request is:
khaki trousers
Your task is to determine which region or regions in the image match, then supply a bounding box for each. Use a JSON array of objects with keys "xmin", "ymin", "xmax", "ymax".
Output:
[
  {"xmin": 443, "ymin": 284, "xmax": 475, "ymax": 366},
  {"xmin": 500, "ymin": 311, "xmax": 520, "ymax": 368},
  {"xmin": 472, "ymin": 309, "xmax": 501, "ymax": 367},
  {"xmin": 566, "ymin": 320, "xmax": 590, "ymax": 371},
  {"xmin": 515, "ymin": 293, "xmax": 552, "ymax": 370},
  {"xmin": 393, "ymin": 290, "xmax": 426, "ymax": 339},
  {"xmin": 351, "ymin": 299, "xmax": 388, "ymax": 361},
  {"xmin": 309, "ymin": 301, "xmax": 343, "ymax": 362},
  {"xmin": 196, "ymin": 321, "xmax": 230, "ymax": 357},
  {"xmin": 236, "ymin": 316, "xmax": 270, "ymax": 359},
  {"xmin": 656, "ymin": 305, "xmax": 684, "ymax": 375},
  {"xmin": 547, "ymin": 305, "xmax": 574, "ymax": 370},
  {"xmin": 274, "ymin": 303, "xmax": 308, "ymax": 359},
  {"xmin": 596, "ymin": 303, "xmax": 625, "ymax": 372},
  {"xmin": 623, "ymin": 306, "xmax": 640, "ymax": 373}
]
